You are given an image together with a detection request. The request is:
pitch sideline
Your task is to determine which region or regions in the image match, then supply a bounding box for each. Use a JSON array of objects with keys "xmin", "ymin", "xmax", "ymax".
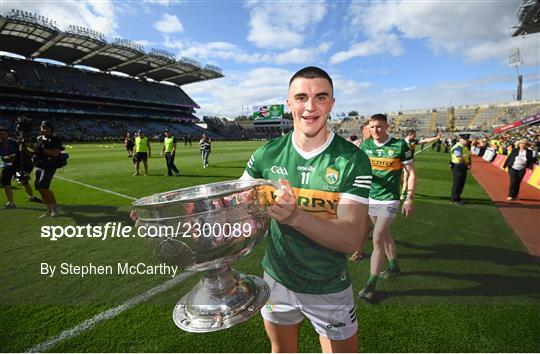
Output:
[
  {"xmin": 54, "ymin": 175, "xmax": 138, "ymax": 201},
  {"xmin": 26, "ymin": 271, "xmax": 193, "ymax": 352}
]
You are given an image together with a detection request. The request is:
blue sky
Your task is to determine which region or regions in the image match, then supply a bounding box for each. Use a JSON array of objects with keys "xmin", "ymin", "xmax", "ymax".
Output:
[{"xmin": 3, "ymin": 0, "xmax": 539, "ymax": 118}]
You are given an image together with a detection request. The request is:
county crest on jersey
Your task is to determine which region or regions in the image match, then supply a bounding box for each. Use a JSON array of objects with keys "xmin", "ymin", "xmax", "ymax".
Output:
[
  {"xmin": 360, "ymin": 137, "xmax": 413, "ymax": 201},
  {"xmin": 243, "ymin": 131, "xmax": 372, "ymax": 294}
]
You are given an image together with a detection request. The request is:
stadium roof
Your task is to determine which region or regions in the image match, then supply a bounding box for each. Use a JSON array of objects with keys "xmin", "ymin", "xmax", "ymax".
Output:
[
  {"xmin": 512, "ymin": 0, "xmax": 540, "ymax": 36},
  {"xmin": 0, "ymin": 9, "xmax": 223, "ymax": 86}
]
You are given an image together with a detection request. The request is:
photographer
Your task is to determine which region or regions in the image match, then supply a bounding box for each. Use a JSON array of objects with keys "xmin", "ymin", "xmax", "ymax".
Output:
[
  {"xmin": 0, "ymin": 126, "xmax": 41, "ymax": 209},
  {"xmin": 33, "ymin": 121, "xmax": 62, "ymax": 218}
]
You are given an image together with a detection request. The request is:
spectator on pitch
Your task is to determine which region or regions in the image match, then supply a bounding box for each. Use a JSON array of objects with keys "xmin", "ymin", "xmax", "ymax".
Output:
[
  {"xmin": 450, "ymin": 134, "xmax": 471, "ymax": 206},
  {"xmin": 401, "ymin": 129, "xmax": 440, "ymax": 199},
  {"xmin": 0, "ymin": 127, "xmax": 41, "ymax": 209},
  {"xmin": 160, "ymin": 129, "xmax": 180, "ymax": 176},
  {"xmin": 358, "ymin": 113, "xmax": 416, "ymax": 303},
  {"xmin": 133, "ymin": 129, "xmax": 151, "ymax": 176},
  {"xmin": 241, "ymin": 66, "xmax": 371, "ymax": 352},
  {"xmin": 503, "ymin": 138, "xmax": 534, "ymax": 201},
  {"xmin": 124, "ymin": 132, "xmax": 134, "ymax": 157},
  {"xmin": 199, "ymin": 134, "xmax": 211, "ymax": 168},
  {"xmin": 33, "ymin": 121, "xmax": 62, "ymax": 218}
]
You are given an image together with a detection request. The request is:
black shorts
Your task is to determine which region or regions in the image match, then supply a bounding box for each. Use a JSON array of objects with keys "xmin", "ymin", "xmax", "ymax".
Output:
[
  {"xmin": 1, "ymin": 166, "xmax": 15, "ymax": 186},
  {"xmin": 135, "ymin": 152, "xmax": 148, "ymax": 162},
  {"xmin": 35, "ymin": 168, "xmax": 56, "ymax": 190}
]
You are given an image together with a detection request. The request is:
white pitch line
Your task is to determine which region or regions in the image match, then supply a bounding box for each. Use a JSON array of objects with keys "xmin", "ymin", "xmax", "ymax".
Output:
[
  {"xmin": 54, "ymin": 176, "xmax": 137, "ymax": 201},
  {"xmin": 26, "ymin": 271, "xmax": 193, "ymax": 353}
]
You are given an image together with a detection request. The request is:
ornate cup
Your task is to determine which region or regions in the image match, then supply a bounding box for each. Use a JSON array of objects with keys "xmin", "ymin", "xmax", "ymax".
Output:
[{"xmin": 132, "ymin": 179, "xmax": 278, "ymax": 332}]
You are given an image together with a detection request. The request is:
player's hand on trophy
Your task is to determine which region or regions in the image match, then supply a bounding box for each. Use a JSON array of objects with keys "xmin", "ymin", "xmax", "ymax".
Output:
[
  {"xmin": 267, "ymin": 179, "xmax": 298, "ymax": 225},
  {"xmin": 129, "ymin": 209, "xmax": 144, "ymax": 229}
]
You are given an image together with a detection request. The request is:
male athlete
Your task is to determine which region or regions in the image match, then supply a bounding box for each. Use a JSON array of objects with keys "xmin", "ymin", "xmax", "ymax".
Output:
[
  {"xmin": 358, "ymin": 114, "xmax": 416, "ymax": 302},
  {"xmin": 241, "ymin": 66, "xmax": 372, "ymax": 352}
]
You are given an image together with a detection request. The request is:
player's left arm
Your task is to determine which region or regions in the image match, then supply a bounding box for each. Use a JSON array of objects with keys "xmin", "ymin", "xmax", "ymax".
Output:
[
  {"xmin": 418, "ymin": 133, "xmax": 441, "ymax": 145},
  {"xmin": 401, "ymin": 141, "xmax": 415, "ymax": 217},
  {"xmin": 147, "ymin": 140, "xmax": 151, "ymax": 158},
  {"xmin": 402, "ymin": 162, "xmax": 416, "ymax": 217},
  {"xmin": 267, "ymin": 179, "xmax": 368, "ymax": 254}
]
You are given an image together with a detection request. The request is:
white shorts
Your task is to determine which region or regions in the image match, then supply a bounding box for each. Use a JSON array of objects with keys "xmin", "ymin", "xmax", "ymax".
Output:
[
  {"xmin": 260, "ymin": 272, "xmax": 358, "ymax": 341},
  {"xmin": 368, "ymin": 199, "xmax": 400, "ymax": 218}
]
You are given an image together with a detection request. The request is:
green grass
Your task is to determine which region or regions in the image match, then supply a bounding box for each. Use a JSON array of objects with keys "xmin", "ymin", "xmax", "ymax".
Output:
[{"xmin": 0, "ymin": 142, "xmax": 539, "ymax": 352}]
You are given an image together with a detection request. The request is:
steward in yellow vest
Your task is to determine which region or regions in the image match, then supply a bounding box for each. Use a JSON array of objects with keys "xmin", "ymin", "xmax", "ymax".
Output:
[
  {"xmin": 450, "ymin": 134, "xmax": 471, "ymax": 205},
  {"xmin": 133, "ymin": 130, "xmax": 151, "ymax": 176},
  {"xmin": 161, "ymin": 129, "xmax": 180, "ymax": 176}
]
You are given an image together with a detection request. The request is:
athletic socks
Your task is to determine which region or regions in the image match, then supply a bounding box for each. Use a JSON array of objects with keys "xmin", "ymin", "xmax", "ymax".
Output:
[
  {"xmin": 367, "ymin": 274, "xmax": 379, "ymax": 287},
  {"xmin": 388, "ymin": 259, "xmax": 399, "ymax": 269}
]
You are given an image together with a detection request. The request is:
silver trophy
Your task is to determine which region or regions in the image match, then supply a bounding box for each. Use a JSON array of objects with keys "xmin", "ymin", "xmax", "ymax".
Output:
[{"xmin": 132, "ymin": 179, "xmax": 279, "ymax": 333}]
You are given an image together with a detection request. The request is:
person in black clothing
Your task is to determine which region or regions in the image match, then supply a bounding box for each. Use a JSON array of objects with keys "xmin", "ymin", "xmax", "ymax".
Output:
[
  {"xmin": 1, "ymin": 126, "xmax": 41, "ymax": 209},
  {"xmin": 125, "ymin": 133, "xmax": 135, "ymax": 157},
  {"xmin": 33, "ymin": 121, "xmax": 62, "ymax": 218},
  {"xmin": 502, "ymin": 138, "xmax": 535, "ymax": 200}
]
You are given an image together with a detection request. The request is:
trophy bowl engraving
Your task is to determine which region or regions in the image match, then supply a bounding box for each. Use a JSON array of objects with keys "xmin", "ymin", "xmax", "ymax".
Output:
[{"xmin": 132, "ymin": 179, "xmax": 278, "ymax": 332}]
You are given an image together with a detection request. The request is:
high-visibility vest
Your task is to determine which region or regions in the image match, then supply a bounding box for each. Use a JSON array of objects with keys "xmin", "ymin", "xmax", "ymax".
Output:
[
  {"xmin": 451, "ymin": 143, "xmax": 470, "ymax": 164},
  {"xmin": 164, "ymin": 136, "xmax": 175, "ymax": 153},
  {"xmin": 135, "ymin": 136, "xmax": 149, "ymax": 153}
]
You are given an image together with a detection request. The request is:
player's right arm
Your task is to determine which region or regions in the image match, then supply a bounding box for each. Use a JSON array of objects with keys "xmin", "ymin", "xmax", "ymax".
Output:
[{"xmin": 239, "ymin": 147, "xmax": 264, "ymax": 180}]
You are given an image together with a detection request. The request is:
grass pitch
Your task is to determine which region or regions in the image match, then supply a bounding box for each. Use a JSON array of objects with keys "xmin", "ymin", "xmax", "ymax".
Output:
[{"xmin": 1, "ymin": 141, "xmax": 539, "ymax": 352}]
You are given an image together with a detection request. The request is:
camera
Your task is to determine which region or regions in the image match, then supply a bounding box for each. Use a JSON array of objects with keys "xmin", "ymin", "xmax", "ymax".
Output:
[
  {"xmin": 15, "ymin": 116, "xmax": 33, "ymax": 141},
  {"xmin": 13, "ymin": 116, "xmax": 34, "ymax": 184}
]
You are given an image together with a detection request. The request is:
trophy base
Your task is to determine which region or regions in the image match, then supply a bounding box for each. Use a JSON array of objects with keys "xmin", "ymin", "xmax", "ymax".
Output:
[{"xmin": 173, "ymin": 267, "xmax": 269, "ymax": 333}]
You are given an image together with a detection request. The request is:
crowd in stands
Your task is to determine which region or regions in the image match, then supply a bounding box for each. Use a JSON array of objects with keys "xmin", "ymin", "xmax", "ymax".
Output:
[
  {"xmin": 0, "ymin": 116, "xmax": 211, "ymax": 142},
  {"xmin": 471, "ymin": 124, "xmax": 540, "ymax": 164},
  {"xmin": 203, "ymin": 116, "xmax": 246, "ymax": 140},
  {"xmin": 0, "ymin": 56, "xmax": 197, "ymax": 107}
]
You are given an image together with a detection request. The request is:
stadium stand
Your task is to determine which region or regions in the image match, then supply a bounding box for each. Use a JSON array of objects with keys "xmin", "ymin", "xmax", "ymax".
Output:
[
  {"xmin": 202, "ymin": 116, "xmax": 246, "ymax": 140},
  {"xmin": 0, "ymin": 10, "xmax": 225, "ymax": 141},
  {"xmin": 512, "ymin": 0, "xmax": 540, "ymax": 36}
]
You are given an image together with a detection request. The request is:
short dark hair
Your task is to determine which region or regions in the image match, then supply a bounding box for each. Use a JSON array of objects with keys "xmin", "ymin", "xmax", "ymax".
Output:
[
  {"xmin": 406, "ymin": 129, "xmax": 416, "ymax": 135},
  {"xmin": 369, "ymin": 113, "xmax": 387, "ymax": 122},
  {"xmin": 0, "ymin": 126, "xmax": 7, "ymax": 132},
  {"xmin": 289, "ymin": 66, "xmax": 333, "ymax": 93}
]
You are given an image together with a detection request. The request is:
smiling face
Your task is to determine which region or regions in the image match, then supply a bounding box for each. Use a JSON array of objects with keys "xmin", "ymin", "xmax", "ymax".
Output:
[{"xmin": 287, "ymin": 77, "xmax": 335, "ymax": 145}]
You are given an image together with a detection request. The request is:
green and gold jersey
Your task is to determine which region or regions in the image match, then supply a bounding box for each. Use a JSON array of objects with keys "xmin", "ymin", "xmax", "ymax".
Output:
[
  {"xmin": 360, "ymin": 137, "xmax": 412, "ymax": 201},
  {"xmin": 405, "ymin": 138, "xmax": 419, "ymax": 155},
  {"xmin": 242, "ymin": 131, "xmax": 372, "ymax": 294}
]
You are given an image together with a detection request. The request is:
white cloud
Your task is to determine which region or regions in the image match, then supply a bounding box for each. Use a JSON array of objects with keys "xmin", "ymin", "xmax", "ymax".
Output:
[
  {"xmin": 143, "ymin": 0, "xmax": 186, "ymax": 5},
  {"xmin": 330, "ymin": 33, "xmax": 403, "ymax": 64},
  {"xmin": 335, "ymin": 1, "xmax": 539, "ymax": 67},
  {"xmin": 274, "ymin": 42, "xmax": 332, "ymax": 64},
  {"xmin": 133, "ymin": 39, "xmax": 159, "ymax": 48},
  {"xmin": 154, "ymin": 13, "xmax": 183, "ymax": 33},
  {"xmin": 183, "ymin": 67, "xmax": 293, "ymax": 117},
  {"xmin": 164, "ymin": 36, "xmax": 331, "ymax": 65},
  {"xmin": 246, "ymin": 1, "xmax": 327, "ymax": 49},
  {"xmin": 1, "ymin": 0, "xmax": 119, "ymax": 36}
]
